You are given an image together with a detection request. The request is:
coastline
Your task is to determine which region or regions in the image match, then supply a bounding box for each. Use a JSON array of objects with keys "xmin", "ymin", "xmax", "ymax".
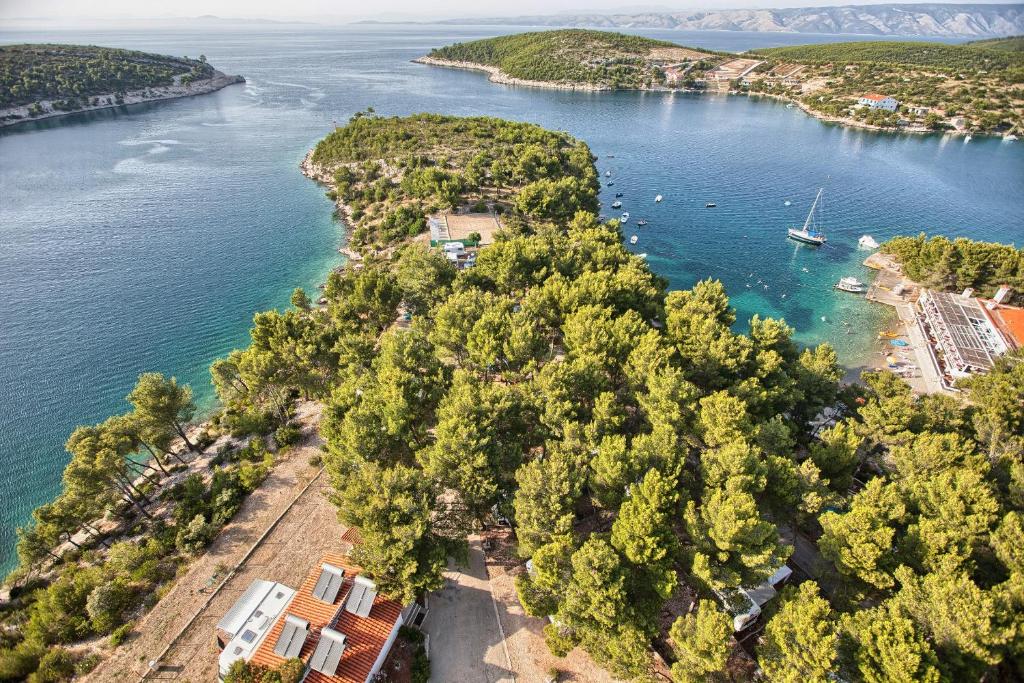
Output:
[
  {"xmin": 414, "ymin": 56, "xmax": 969, "ymax": 137},
  {"xmin": 0, "ymin": 70, "xmax": 245, "ymax": 129},
  {"xmin": 300, "ymin": 149, "xmax": 362, "ymax": 263}
]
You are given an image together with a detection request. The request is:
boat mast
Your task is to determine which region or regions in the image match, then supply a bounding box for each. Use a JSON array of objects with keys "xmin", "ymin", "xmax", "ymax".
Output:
[{"xmin": 803, "ymin": 188, "xmax": 823, "ymax": 233}]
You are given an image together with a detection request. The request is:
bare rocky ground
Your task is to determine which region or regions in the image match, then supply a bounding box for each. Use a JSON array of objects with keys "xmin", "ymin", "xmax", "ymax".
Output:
[{"xmin": 84, "ymin": 406, "xmax": 347, "ymax": 682}]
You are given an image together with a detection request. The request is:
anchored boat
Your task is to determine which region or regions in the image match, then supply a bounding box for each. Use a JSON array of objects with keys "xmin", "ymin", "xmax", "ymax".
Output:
[
  {"xmin": 611, "ymin": 201, "xmax": 622, "ymax": 209},
  {"xmin": 637, "ymin": 219, "xmax": 648, "ymax": 226},
  {"xmin": 630, "ymin": 235, "xmax": 639, "ymax": 245},
  {"xmin": 787, "ymin": 188, "xmax": 827, "ymax": 246},
  {"xmin": 655, "ymin": 195, "xmax": 663, "ymax": 202}
]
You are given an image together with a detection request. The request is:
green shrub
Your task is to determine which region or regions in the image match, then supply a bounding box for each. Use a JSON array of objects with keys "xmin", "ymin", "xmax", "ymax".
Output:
[
  {"xmin": 0, "ymin": 642, "xmax": 41, "ymax": 680},
  {"xmin": 109, "ymin": 622, "xmax": 134, "ymax": 647},
  {"xmin": 274, "ymin": 424, "xmax": 301, "ymax": 448},
  {"xmin": 75, "ymin": 652, "xmax": 101, "ymax": 675},
  {"xmin": 28, "ymin": 647, "xmax": 75, "ymax": 683},
  {"xmin": 86, "ymin": 580, "xmax": 135, "ymax": 633},
  {"xmin": 175, "ymin": 515, "xmax": 215, "ymax": 554}
]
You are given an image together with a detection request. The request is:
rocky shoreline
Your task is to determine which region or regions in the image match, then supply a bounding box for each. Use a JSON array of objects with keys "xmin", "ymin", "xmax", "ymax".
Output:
[
  {"xmin": 0, "ymin": 70, "xmax": 245, "ymax": 129},
  {"xmin": 412, "ymin": 56, "xmax": 611, "ymax": 92},
  {"xmin": 414, "ymin": 56, "xmax": 973, "ymax": 137},
  {"xmin": 300, "ymin": 150, "xmax": 363, "ymax": 263}
]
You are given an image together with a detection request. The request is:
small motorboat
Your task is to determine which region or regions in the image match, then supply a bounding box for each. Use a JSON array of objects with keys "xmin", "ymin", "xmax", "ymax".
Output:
[
  {"xmin": 655, "ymin": 194, "xmax": 663, "ymax": 202},
  {"xmin": 621, "ymin": 212, "xmax": 630, "ymax": 221},
  {"xmin": 705, "ymin": 202, "xmax": 717, "ymax": 208},
  {"xmin": 835, "ymin": 276, "xmax": 867, "ymax": 293},
  {"xmin": 638, "ymin": 253, "xmax": 647, "ymax": 259},
  {"xmin": 965, "ymin": 135, "xmax": 972, "ymax": 143},
  {"xmin": 611, "ymin": 201, "xmax": 622, "ymax": 209},
  {"xmin": 630, "ymin": 235, "xmax": 639, "ymax": 245},
  {"xmin": 786, "ymin": 103, "xmax": 795, "ymax": 108},
  {"xmin": 615, "ymin": 192, "xmax": 624, "ymax": 198},
  {"xmin": 784, "ymin": 200, "xmax": 791, "ymax": 206},
  {"xmin": 858, "ymin": 235, "xmax": 880, "ymax": 250},
  {"xmin": 637, "ymin": 219, "xmax": 648, "ymax": 226},
  {"xmin": 605, "ymin": 171, "xmax": 611, "ymax": 176},
  {"xmin": 1006, "ymin": 134, "xmax": 1019, "ymax": 142},
  {"xmin": 607, "ymin": 182, "xmax": 615, "ymax": 187}
]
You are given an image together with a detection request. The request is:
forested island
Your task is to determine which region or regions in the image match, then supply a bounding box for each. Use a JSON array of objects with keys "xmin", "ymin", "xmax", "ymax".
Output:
[
  {"xmin": 5, "ymin": 112, "xmax": 1023, "ymax": 681},
  {"xmin": 420, "ymin": 30, "xmax": 1024, "ymax": 134},
  {"xmin": 0, "ymin": 44, "xmax": 244, "ymax": 127}
]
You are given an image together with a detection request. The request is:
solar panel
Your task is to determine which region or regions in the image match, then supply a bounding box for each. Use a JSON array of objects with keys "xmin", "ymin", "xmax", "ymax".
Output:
[
  {"xmin": 312, "ymin": 563, "xmax": 345, "ymax": 603},
  {"xmin": 344, "ymin": 575, "xmax": 378, "ymax": 618},
  {"xmin": 273, "ymin": 614, "xmax": 309, "ymax": 659},
  {"xmin": 309, "ymin": 627, "xmax": 347, "ymax": 675}
]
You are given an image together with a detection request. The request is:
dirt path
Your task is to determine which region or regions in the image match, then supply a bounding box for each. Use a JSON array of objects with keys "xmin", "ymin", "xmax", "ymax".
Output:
[{"xmin": 86, "ymin": 405, "xmax": 348, "ymax": 682}]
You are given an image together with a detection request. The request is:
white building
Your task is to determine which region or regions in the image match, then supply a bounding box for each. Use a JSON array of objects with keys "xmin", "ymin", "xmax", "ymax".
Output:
[
  {"xmin": 216, "ymin": 580, "xmax": 295, "ymax": 678},
  {"xmin": 858, "ymin": 93, "xmax": 899, "ymax": 111}
]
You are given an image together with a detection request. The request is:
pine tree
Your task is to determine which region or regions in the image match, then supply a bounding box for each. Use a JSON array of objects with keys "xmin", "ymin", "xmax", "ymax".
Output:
[
  {"xmin": 760, "ymin": 582, "xmax": 838, "ymax": 683},
  {"xmin": 668, "ymin": 600, "xmax": 731, "ymax": 683}
]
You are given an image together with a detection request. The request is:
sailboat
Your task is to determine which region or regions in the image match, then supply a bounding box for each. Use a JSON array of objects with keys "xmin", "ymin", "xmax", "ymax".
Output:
[{"xmin": 787, "ymin": 188, "xmax": 827, "ymax": 246}]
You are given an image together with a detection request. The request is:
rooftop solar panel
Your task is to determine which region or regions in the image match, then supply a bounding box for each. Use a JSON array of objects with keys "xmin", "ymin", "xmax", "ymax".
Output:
[
  {"xmin": 312, "ymin": 563, "xmax": 345, "ymax": 603},
  {"xmin": 273, "ymin": 614, "xmax": 309, "ymax": 659},
  {"xmin": 344, "ymin": 575, "xmax": 378, "ymax": 618},
  {"xmin": 309, "ymin": 627, "xmax": 347, "ymax": 675}
]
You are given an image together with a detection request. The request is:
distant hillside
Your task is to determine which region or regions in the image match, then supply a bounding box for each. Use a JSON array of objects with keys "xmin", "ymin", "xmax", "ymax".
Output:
[
  {"xmin": 0, "ymin": 44, "xmax": 215, "ymax": 108},
  {"xmin": 426, "ymin": 29, "xmax": 719, "ymax": 89},
  {"xmin": 752, "ymin": 39, "xmax": 1024, "ymax": 70},
  {"xmin": 439, "ymin": 3, "xmax": 1024, "ymax": 38},
  {"xmin": 966, "ymin": 34, "xmax": 1024, "ymax": 50}
]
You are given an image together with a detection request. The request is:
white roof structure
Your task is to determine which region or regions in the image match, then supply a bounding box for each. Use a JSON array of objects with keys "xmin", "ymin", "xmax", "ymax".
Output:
[{"xmin": 217, "ymin": 580, "xmax": 295, "ymax": 677}]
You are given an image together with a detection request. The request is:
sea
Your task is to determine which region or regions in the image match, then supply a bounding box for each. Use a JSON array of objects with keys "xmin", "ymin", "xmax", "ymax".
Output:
[{"xmin": 0, "ymin": 24, "xmax": 1022, "ymax": 572}]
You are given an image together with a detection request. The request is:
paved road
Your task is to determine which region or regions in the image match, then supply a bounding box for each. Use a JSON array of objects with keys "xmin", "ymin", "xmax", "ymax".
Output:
[{"xmin": 424, "ymin": 537, "xmax": 516, "ymax": 683}]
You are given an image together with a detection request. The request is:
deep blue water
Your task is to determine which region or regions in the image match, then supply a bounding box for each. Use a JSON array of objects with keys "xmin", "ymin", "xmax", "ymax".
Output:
[{"xmin": 0, "ymin": 25, "xmax": 1021, "ymax": 572}]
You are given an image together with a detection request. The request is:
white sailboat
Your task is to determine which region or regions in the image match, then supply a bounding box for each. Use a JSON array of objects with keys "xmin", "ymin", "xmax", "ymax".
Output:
[{"xmin": 787, "ymin": 188, "xmax": 827, "ymax": 246}]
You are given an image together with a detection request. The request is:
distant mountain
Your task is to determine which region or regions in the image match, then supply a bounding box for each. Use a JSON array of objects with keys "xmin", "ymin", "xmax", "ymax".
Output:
[{"xmin": 438, "ymin": 3, "xmax": 1024, "ymax": 38}]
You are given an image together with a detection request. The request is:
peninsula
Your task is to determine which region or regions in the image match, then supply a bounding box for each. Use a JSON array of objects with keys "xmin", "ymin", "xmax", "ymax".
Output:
[
  {"xmin": 418, "ymin": 30, "xmax": 1024, "ymax": 135},
  {"xmin": 4, "ymin": 111, "xmax": 1022, "ymax": 683},
  {"xmin": 0, "ymin": 44, "xmax": 244, "ymax": 127}
]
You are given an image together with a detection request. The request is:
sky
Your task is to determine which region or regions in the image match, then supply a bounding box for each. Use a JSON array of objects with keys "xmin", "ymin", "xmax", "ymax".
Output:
[{"xmin": 0, "ymin": 0, "xmax": 1017, "ymax": 24}]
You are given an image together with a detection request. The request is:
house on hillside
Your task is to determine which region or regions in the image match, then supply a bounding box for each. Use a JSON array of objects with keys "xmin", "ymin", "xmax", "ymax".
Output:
[
  {"xmin": 858, "ymin": 93, "xmax": 899, "ymax": 111},
  {"xmin": 217, "ymin": 554, "xmax": 424, "ymax": 682}
]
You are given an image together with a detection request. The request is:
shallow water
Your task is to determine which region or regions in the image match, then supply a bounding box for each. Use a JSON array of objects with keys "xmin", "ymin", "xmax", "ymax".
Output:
[{"xmin": 0, "ymin": 24, "xmax": 1021, "ymax": 570}]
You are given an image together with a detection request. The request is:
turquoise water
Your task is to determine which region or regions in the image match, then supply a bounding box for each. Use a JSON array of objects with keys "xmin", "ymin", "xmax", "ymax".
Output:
[{"xmin": 0, "ymin": 26, "xmax": 1021, "ymax": 572}]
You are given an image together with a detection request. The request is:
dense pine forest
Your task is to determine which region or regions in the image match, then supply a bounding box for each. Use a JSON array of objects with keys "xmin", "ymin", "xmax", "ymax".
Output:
[
  {"xmin": 0, "ymin": 44, "xmax": 214, "ymax": 109},
  {"xmin": 427, "ymin": 30, "xmax": 717, "ymax": 89},
  {"xmin": 3, "ymin": 113, "xmax": 1023, "ymax": 681}
]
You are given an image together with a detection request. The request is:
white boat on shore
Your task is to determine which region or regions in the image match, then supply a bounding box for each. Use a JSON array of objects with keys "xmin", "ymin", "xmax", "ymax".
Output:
[{"xmin": 835, "ymin": 276, "xmax": 867, "ymax": 293}]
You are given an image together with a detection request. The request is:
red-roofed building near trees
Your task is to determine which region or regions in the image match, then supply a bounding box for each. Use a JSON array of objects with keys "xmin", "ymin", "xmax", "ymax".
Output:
[
  {"xmin": 218, "ymin": 553, "xmax": 421, "ymax": 682},
  {"xmin": 858, "ymin": 93, "xmax": 899, "ymax": 111}
]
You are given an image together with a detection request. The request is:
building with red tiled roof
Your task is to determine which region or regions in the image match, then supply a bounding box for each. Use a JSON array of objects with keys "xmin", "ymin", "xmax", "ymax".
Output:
[
  {"xmin": 222, "ymin": 553, "xmax": 411, "ymax": 683},
  {"xmin": 858, "ymin": 93, "xmax": 899, "ymax": 111}
]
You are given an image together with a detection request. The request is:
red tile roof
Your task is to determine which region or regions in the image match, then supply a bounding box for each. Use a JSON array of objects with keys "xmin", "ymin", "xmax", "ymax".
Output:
[
  {"xmin": 861, "ymin": 93, "xmax": 888, "ymax": 101},
  {"xmin": 990, "ymin": 305, "xmax": 1024, "ymax": 348},
  {"xmin": 249, "ymin": 553, "xmax": 403, "ymax": 683}
]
